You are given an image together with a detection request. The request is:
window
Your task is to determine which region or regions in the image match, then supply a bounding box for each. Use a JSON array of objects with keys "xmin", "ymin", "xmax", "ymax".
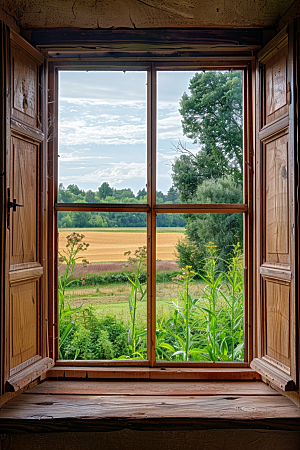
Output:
[
  {"xmin": 53, "ymin": 62, "xmax": 252, "ymax": 367},
  {"xmin": 2, "ymin": 26, "xmax": 298, "ymax": 393}
]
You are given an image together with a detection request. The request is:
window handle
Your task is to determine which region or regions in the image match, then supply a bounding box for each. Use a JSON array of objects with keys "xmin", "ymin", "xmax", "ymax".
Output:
[
  {"xmin": 9, "ymin": 199, "xmax": 24, "ymax": 211},
  {"xmin": 7, "ymin": 188, "xmax": 23, "ymax": 229}
]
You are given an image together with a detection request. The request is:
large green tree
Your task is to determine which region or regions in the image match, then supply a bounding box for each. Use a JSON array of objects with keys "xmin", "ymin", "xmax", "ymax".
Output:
[
  {"xmin": 173, "ymin": 71, "xmax": 244, "ymax": 269},
  {"xmin": 172, "ymin": 71, "xmax": 243, "ymax": 202}
]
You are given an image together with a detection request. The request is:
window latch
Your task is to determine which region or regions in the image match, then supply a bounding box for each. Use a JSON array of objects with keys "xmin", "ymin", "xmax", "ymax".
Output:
[{"xmin": 7, "ymin": 187, "xmax": 23, "ymax": 229}]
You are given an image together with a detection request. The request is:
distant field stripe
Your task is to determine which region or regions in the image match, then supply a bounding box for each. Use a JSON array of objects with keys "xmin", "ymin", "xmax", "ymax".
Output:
[
  {"xmin": 58, "ymin": 227, "xmax": 185, "ymax": 233},
  {"xmin": 59, "ymin": 230, "xmax": 184, "ymax": 262}
]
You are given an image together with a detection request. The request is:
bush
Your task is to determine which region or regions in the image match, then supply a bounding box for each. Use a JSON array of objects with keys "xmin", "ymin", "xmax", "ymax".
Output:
[{"xmin": 60, "ymin": 308, "xmax": 135, "ymax": 360}]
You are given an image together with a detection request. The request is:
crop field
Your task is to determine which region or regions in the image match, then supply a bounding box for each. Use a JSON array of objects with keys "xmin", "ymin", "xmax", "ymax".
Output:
[
  {"xmin": 59, "ymin": 228, "xmax": 184, "ymax": 262},
  {"xmin": 65, "ymin": 280, "xmax": 204, "ymax": 327}
]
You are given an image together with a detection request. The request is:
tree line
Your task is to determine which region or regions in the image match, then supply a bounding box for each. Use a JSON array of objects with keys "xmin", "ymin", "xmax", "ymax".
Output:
[{"xmin": 58, "ymin": 183, "xmax": 186, "ymax": 228}]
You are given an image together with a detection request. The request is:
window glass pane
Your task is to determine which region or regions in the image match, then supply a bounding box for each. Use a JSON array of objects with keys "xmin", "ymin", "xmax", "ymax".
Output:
[
  {"xmin": 156, "ymin": 213, "xmax": 244, "ymax": 362},
  {"xmin": 157, "ymin": 70, "xmax": 243, "ymax": 204},
  {"xmin": 58, "ymin": 71, "xmax": 147, "ymax": 203},
  {"xmin": 58, "ymin": 212, "xmax": 147, "ymax": 360}
]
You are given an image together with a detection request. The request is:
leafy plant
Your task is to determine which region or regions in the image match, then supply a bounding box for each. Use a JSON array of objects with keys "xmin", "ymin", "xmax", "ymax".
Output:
[
  {"xmin": 123, "ymin": 246, "xmax": 147, "ymax": 358},
  {"xmin": 220, "ymin": 242, "xmax": 244, "ymax": 360},
  {"xmin": 198, "ymin": 242, "xmax": 224, "ymax": 361},
  {"xmin": 58, "ymin": 232, "xmax": 89, "ymax": 359},
  {"xmin": 161, "ymin": 266, "xmax": 203, "ymax": 361}
]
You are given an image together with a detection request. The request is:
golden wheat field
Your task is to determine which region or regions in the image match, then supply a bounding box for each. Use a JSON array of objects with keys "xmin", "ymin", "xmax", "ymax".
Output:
[{"xmin": 59, "ymin": 230, "xmax": 184, "ymax": 262}]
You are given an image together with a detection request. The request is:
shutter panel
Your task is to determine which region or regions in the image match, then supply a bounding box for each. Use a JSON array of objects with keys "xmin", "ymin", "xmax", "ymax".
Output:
[
  {"xmin": 251, "ymin": 26, "xmax": 297, "ymax": 390},
  {"xmin": 3, "ymin": 28, "xmax": 53, "ymax": 392}
]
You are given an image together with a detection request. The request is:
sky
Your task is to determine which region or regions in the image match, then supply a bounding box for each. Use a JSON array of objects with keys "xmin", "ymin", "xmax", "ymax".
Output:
[{"xmin": 58, "ymin": 70, "xmax": 198, "ymax": 195}]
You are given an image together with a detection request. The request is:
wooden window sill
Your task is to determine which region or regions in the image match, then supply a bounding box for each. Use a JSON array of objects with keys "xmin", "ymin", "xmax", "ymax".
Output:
[
  {"xmin": 47, "ymin": 366, "xmax": 261, "ymax": 380},
  {"xmin": 0, "ymin": 380, "xmax": 299, "ymax": 433}
]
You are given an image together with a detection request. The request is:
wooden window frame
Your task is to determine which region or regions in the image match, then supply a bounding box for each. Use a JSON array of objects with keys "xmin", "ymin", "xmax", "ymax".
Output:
[{"xmin": 47, "ymin": 57, "xmax": 254, "ymax": 370}]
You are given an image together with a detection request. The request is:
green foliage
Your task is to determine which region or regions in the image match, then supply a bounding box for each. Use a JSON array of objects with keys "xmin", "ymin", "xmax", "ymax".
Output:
[
  {"xmin": 60, "ymin": 308, "xmax": 130, "ymax": 360},
  {"xmin": 98, "ymin": 182, "xmax": 113, "ymax": 199},
  {"xmin": 174, "ymin": 70, "xmax": 243, "ymax": 201},
  {"xmin": 158, "ymin": 266, "xmax": 202, "ymax": 361},
  {"xmin": 220, "ymin": 242, "xmax": 244, "ymax": 360},
  {"xmin": 68, "ymin": 269, "xmax": 178, "ymax": 288},
  {"xmin": 157, "ymin": 243, "xmax": 244, "ymax": 362},
  {"xmin": 58, "ymin": 182, "xmax": 185, "ymax": 228},
  {"xmin": 60, "ymin": 243, "xmax": 244, "ymax": 362},
  {"xmin": 58, "ymin": 232, "xmax": 90, "ymax": 359},
  {"xmin": 176, "ymin": 176, "xmax": 243, "ymax": 272},
  {"xmin": 123, "ymin": 246, "xmax": 147, "ymax": 358},
  {"xmin": 176, "ymin": 237, "xmax": 203, "ymax": 275}
]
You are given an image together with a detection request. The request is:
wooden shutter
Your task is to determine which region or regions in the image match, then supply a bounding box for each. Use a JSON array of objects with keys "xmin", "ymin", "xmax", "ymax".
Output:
[
  {"xmin": 2, "ymin": 28, "xmax": 53, "ymax": 393},
  {"xmin": 251, "ymin": 26, "xmax": 297, "ymax": 391}
]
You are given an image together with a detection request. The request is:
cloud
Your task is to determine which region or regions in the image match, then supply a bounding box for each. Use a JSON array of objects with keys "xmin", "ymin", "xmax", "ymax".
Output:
[
  {"xmin": 60, "ymin": 162, "xmax": 146, "ymax": 185},
  {"xmin": 59, "ymin": 117, "xmax": 146, "ymax": 146},
  {"xmin": 59, "ymin": 151, "xmax": 112, "ymax": 162},
  {"xmin": 60, "ymin": 97, "xmax": 146, "ymax": 109},
  {"xmin": 157, "ymin": 111, "xmax": 184, "ymax": 140}
]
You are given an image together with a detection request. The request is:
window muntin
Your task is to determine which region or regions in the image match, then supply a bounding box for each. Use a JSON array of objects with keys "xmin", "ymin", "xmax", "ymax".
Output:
[{"xmin": 55, "ymin": 63, "xmax": 249, "ymax": 366}]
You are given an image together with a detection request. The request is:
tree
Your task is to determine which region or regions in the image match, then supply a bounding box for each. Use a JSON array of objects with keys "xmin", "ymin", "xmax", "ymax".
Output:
[
  {"xmin": 136, "ymin": 188, "xmax": 147, "ymax": 200},
  {"xmin": 176, "ymin": 176, "xmax": 243, "ymax": 272},
  {"xmin": 85, "ymin": 189, "xmax": 96, "ymax": 203},
  {"xmin": 166, "ymin": 185, "xmax": 180, "ymax": 204},
  {"xmin": 172, "ymin": 71, "xmax": 243, "ymax": 202},
  {"xmin": 67, "ymin": 184, "xmax": 84, "ymax": 196},
  {"xmin": 70, "ymin": 211, "xmax": 91, "ymax": 228},
  {"xmin": 113, "ymin": 188, "xmax": 135, "ymax": 200},
  {"xmin": 58, "ymin": 184, "xmax": 74, "ymax": 203},
  {"xmin": 97, "ymin": 182, "xmax": 113, "ymax": 200}
]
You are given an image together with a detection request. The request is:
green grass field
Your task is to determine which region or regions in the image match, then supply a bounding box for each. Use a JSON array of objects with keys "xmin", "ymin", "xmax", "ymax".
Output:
[{"xmin": 66, "ymin": 280, "xmax": 205, "ymax": 328}]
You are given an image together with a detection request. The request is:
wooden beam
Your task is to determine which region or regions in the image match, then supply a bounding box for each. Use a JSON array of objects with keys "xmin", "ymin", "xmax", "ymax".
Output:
[
  {"xmin": 29, "ymin": 29, "xmax": 263, "ymax": 53},
  {"xmin": 154, "ymin": 204, "xmax": 248, "ymax": 214},
  {"xmin": 55, "ymin": 203, "xmax": 150, "ymax": 212}
]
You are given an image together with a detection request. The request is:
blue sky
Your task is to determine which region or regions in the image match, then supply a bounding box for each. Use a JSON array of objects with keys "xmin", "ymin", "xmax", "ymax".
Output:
[{"xmin": 58, "ymin": 70, "xmax": 197, "ymax": 194}]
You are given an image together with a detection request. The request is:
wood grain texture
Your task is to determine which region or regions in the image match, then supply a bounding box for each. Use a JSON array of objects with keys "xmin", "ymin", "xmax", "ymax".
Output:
[
  {"xmin": 11, "ymin": 2, "xmax": 289, "ymax": 32},
  {"xmin": 1, "ymin": 393, "xmax": 299, "ymax": 422},
  {"xmin": 265, "ymin": 45, "xmax": 288, "ymax": 125},
  {"xmin": 254, "ymin": 27, "xmax": 297, "ymax": 389},
  {"xmin": 265, "ymin": 280, "xmax": 290, "ymax": 368},
  {"xmin": 265, "ymin": 133, "xmax": 289, "ymax": 265},
  {"xmin": 6, "ymin": 358, "xmax": 54, "ymax": 392},
  {"xmin": 11, "ymin": 46, "xmax": 39, "ymax": 128},
  {"xmin": 47, "ymin": 366, "xmax": 260, "ymax": 380},
  {"xmin": 10, "ymin": 281, "xmax": 38, "ymax": 369},
  {"xmin": 9, "ymin": 266, "xmax": 43, "ymax": 284},
  {"xmin": 10, "ymin": 137, "xmax": 38, "ymax": 267},
  {"xmin": 26, "ymin": 380, "xmax": 279, "ymax": 396},
  {"xmin": 250, "ymin": 358, "xmax": 294, "ymax": 391},
  {"xmin": 4, "ymin": 32, "xmax": 48, "ymax": 389}
]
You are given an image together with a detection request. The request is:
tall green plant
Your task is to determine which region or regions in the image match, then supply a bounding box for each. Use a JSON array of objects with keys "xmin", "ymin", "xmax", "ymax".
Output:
[
  {"xmin": 124, "ymin": 246, "xmax": 147, "ymax": 358},
  {"xmin": 198, "ymin": 243, "xmax": 224, "ymax": 360},
  {"xmin": 58, "ymin": 232, "xmax": 89, "ymax": 359},
  {"xmin": 162, "ymin": 266, "xmax": 204, "ymax": 361},
  {"xmin": 220, "ymin": 242, "xmax": 244, "ymax": 360}
]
